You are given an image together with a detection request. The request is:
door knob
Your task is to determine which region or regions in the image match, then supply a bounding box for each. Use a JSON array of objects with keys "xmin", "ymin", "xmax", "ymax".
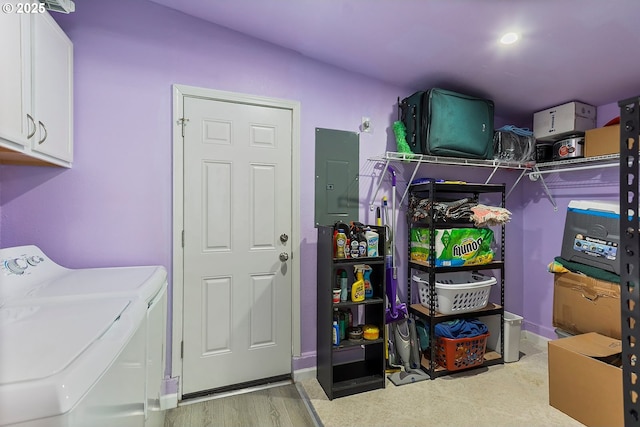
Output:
[
  {"xmin": 280, "ymin": 234, "xmax": 289, "ymax": 243},
  {"xmin": 279, "ymin": 252, "xmax": 289, "ymax": 262}
]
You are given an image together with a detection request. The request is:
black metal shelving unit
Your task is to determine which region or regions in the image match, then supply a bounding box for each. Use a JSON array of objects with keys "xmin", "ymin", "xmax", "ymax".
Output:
[
  {"xmin": 406, "ymin": 181, "xmax": 506, "ymax": 378},
  {"xmin": 619, "ymin": 96, "xmax": 640, "ymax": 426},
  {"xmin": 316, "ymin": 225, "xmax": 386, "ymax": 399}
]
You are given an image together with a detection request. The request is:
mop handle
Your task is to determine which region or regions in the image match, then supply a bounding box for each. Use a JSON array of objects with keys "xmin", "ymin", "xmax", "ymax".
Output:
[{"xmin": 388, "ymin": 166, "xmax": 397, "ymax": 276}]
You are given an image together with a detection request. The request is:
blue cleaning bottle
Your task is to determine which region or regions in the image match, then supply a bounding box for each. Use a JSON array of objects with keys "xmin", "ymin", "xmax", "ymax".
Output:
[
  {"xmin": 363, "ymin": 265, "xmax": 373, "ymax": 299},
  {"xmin": 332, "ymin": 321, "xmax": 340, "ymax": 346}
]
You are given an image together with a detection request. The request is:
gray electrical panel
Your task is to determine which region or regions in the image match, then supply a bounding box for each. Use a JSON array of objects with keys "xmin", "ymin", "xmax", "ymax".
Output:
[{"xmin": 314, "ymin": 128, "xmax": 359, "ymax": 227}]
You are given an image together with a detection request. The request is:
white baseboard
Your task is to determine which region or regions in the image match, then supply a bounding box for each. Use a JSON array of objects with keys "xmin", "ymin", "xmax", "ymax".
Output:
[
  {"xmin": 159, "ymin": 392, "xmax": 178, "ymax": 410},
  {"xmin": 522, "ymin": 329, "xmax": 551, "ymax": 347},
  {"xmin": 293, "ymin": 366, "xmax": 316, "ymax": 382}
]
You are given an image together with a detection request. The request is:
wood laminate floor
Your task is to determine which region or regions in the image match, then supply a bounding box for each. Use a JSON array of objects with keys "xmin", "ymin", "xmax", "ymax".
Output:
[{"xmin": 164, "ymin": 383, "xmax": 321, "ymax": 427}]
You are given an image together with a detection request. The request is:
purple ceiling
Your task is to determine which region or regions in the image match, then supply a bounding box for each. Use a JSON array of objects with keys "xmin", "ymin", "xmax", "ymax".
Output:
[{"xmin": 147, "ymin": 0, "xmax": 640, "ymax": 123}]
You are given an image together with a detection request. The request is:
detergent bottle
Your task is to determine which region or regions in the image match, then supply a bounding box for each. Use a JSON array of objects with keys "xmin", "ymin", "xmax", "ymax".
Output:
[
  {"xmin": 365, "ymin": 228, "xmax": 379, "ymax": 257},
  {"xmin": 351, "ymin": 265, "xmax": 365, "ymax": 302},
  {"xmin": 334, "ymin": 230, "xmax": 347, "ymax": 258},
  {"xmin": 358, "ymin": 229, "xmax": 367, "ymax": 258},
  {"xmin": 363, "ymin": 265, "xmax": 373, "ymax": 299},
  {"xmin": 349, "ymin": 225, "xmax": 360, "ymax": 259}
]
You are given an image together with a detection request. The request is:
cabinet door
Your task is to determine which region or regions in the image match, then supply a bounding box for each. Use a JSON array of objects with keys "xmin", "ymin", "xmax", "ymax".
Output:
[
  {"xmin": 31, "ymin": 10, "xmax": 73, "ymax": 163},
  {"xmin": 0, "ymin": 3, "xmax": 32, "ymax": 149}
]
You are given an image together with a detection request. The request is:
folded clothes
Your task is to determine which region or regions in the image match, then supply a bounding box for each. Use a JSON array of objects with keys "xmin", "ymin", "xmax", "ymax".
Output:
[
  {"xmin": 470, "ymin": 204, "xmax": 512, "ymax": 227},
  {"xmin": 434, "ymin": 318, "xmax": 488, "ymax": 339},
  {"xmin": 408, "ymin": 196, "xmax": 476, "ymax": 223},
  {"xmin": 408, "ymin": 195, "xmax": 511, "ymax": 227}
]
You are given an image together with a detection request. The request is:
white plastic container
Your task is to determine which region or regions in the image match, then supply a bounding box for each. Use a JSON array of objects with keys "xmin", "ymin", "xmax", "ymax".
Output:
[
  {"xmin": 365, "ymin": 229, "xmax": 379, "ymax": 257},
  {"xmin": 414, "ymin": 271, "xmax": 496, "ymax": 315},
  {"xmin": 480, "ymin": 311, "xmax": 524, "ymax": 362}
]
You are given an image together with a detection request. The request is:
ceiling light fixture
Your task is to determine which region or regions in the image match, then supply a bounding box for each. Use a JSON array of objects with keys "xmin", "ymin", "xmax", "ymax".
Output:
[{"xmin": 500, "ymin": 32, "xmax": 519, "ymax": 45}]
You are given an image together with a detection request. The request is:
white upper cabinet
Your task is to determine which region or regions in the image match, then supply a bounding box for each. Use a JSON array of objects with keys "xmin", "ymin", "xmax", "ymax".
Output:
[
  {"xmin": 0, "ymin": 1, "xmax": 73, "ymax": 167},
  {"xmin": 0, "ymin": 5, "xmax": 31, "ymax": 150},
  {"xmin": 31, "ymin": 9, "xmax": 73, "ymax": 164}
]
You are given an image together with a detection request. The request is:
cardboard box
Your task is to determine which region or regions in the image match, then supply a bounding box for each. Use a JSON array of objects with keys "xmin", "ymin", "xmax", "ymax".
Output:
[
  {"xmin": 553, "ymin": 271, "xmax": 620, "ymax": 339},
  {"xmin": 533, "ymin": 101, "xmax": 596, "ymax": 142},
  {"xmin": 585, "ymin": 124, "xmax": 620, "ymax": 157},
  {"xmin": 548, "ymin": 333, "xmax": 623, "ymax": 427}
]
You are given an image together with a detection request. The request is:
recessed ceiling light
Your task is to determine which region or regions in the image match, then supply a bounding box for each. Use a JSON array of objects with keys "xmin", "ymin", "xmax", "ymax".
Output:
[{"xmin": 500, "ymin": 32, "xmax": 519, "ymax": 45}]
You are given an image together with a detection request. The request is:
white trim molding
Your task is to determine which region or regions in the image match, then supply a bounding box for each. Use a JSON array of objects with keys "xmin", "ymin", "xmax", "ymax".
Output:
[{"xmin": 171, "ymin": 84, "xmax": 302, "ymax": 398}]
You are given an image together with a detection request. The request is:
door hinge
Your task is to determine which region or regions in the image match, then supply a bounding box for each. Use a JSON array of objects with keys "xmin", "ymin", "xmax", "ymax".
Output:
[
  {"xmin": 181, "ymin": 230, "xmax": 185, "ymax": 248},
  {"xmin": 178, "ymin": 118, "xmax": 189, "ymax": 137},
  {"xmin": 181, "ymin": 341, "xmax": 184, "ymax": 359}
]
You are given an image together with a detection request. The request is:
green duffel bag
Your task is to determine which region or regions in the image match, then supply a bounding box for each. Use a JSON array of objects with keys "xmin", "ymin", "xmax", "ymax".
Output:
[{"xmin": 401, "ymin": 88, "xmax": 495, "ymax": 159}]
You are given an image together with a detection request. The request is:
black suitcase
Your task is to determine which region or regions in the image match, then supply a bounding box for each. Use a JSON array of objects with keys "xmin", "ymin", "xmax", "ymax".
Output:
[
  {"xmin": 399, "ymin": 91, "xmax": 426, "ymax": 155},
  {"xmin": 400, "ymin": 88, "xmax": 495, "ymax": 159}
]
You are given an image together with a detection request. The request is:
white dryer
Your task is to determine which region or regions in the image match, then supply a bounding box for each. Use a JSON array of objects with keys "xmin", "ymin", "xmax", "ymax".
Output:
[{"xmin": 0, "ymin": 245, "xmax": 168, "ymax": 427}]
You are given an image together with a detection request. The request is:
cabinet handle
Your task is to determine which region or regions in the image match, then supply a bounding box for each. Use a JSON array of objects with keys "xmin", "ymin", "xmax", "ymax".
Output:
[
  {"xmin": 26, "ymin": 114, "xmax": 36, "ymax": 139},
  {"xmin": 38, "ymin": 121, "xmax": 48, "ymax": 145}
]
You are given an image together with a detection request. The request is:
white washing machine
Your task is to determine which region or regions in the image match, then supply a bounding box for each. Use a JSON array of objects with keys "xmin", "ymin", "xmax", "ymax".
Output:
[{"xmin": 0, "ymin": 245, "xmax": 168, "ymax": 427}]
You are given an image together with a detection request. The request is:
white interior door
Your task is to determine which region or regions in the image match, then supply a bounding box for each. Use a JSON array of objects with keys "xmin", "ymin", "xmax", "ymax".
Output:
[{"xmin": 181, "ymin": 95, "xmax": 293, "ymax": 396}]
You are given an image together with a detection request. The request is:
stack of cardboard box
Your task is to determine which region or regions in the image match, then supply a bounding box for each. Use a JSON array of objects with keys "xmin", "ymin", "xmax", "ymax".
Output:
[{"xmin": 548, "ymin": 201, "xmax": 623, "ymax": 427}]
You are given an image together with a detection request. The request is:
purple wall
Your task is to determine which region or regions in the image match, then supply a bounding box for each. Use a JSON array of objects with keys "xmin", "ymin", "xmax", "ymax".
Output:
[
  {"xmin": 520, "ymin": 101, "xmax": 620, "ymax": 339},
  {"xmin": 0, "ymin": 0, "xmax": 621, "ymax": 379},
  {"xmin": 0, "ymin": 0, "xmax": 422, "ymax": 373}
]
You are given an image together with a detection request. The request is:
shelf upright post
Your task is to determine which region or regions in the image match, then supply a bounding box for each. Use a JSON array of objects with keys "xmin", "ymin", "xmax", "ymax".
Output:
[
  {"xmin": 619, "ymin": 95, "xmax": 640, "ymax": 426},
  {"xmin": 427, "ymin": 180, "xmax": 438, "ymax": 378},
  {"xmin": 500, "ymin": 186, "xmax": 506, "ymax": 361}
]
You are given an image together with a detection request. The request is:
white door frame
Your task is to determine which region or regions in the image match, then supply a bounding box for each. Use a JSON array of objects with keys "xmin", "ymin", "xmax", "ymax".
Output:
[{"xmin": 171, "ymin": 84, "xmax": 301, "ymax": 398}]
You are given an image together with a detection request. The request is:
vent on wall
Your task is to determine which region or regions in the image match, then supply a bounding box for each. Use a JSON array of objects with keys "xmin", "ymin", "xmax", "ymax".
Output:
[{"xmin": 40, "ymin": 0, "xmax": 75, "ymax": 13}]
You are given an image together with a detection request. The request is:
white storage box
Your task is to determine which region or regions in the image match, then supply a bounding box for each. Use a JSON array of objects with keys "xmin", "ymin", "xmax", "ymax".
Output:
[
  {"xmin": 533, "ymin": 101, "xmax": 596, "ymax": 142},
  {"xmin": 414, "ymin": 271, "xmax": 496, "ymax": 315}
]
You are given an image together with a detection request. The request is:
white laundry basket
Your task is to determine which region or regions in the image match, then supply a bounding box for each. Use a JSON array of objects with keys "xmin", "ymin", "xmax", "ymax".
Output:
[{"xmin": 414, "ymin": 271, "xmax": 496, "ymax": 315}]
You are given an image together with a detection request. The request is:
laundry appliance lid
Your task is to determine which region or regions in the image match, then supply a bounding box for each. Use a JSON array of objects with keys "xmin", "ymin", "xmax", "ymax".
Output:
[
  {"xmin": 0, "ymin": 298, "xmax": 130, "ymax": 384},
  {"xmin": 0, "ymin": 244, "xmax": 167, "ymax": 305},
  {"xmin": 30, "ymin": 265, "xmax": 167, "ymax": 304}
]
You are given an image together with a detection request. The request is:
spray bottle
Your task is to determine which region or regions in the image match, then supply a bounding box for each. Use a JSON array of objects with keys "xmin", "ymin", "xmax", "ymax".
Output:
[
  {"xmin": 351, "ymin": 264, "xmax": 366, "ymax": 302},
  {"xmin": 363, "ymin": 265, "xmax": 373, "ymax": 299}
]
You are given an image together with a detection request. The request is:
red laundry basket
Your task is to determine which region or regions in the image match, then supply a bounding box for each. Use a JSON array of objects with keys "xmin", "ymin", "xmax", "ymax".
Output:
[{"xmin": 435, "ymin": 333, "xmax": 489, "ymax": 371}]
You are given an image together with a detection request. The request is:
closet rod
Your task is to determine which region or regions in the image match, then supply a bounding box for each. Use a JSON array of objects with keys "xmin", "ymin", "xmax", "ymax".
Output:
[{"xmin": 527, "ymin": 161, "xmax": 618, "ymax": 177}]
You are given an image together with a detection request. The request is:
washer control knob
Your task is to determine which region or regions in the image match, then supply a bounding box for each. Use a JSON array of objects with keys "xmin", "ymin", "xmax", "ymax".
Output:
[
  {"xmin": 6, "ymin": 258, "xmax": 28, "ymax": 275},
  {"xmin": 27, "ymin": 256, "xmax": 43, "ymax": 266}
]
